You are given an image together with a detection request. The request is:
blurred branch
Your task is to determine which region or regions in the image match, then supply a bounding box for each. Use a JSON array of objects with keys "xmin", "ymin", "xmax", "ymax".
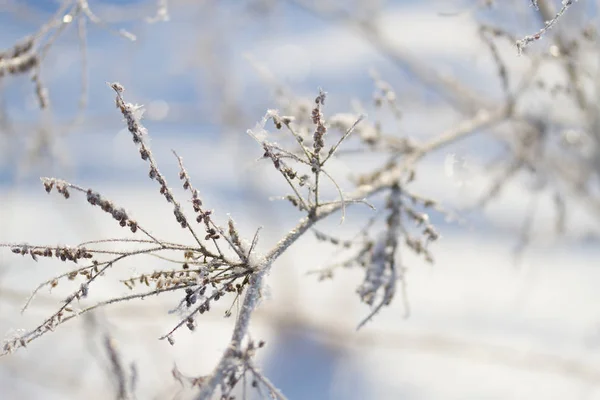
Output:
[
  {"xmin": 534, "ymin": 0, "xmax": 586, "ymax": 109},
  {"xmin": 287, "ymin": 0, "xmax": 491, "ymax": 113}
]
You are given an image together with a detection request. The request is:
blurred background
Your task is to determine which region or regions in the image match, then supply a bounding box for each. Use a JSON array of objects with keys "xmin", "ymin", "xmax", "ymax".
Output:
[{"xmin": 2, "ymin": 0, "xmax": 600, "ymax": 399}]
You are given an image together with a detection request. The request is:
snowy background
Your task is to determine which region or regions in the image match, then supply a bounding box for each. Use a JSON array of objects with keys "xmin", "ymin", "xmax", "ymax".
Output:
[{"xmin": 1, "ymin": 1, "xmax": 600, "ymax": 399}]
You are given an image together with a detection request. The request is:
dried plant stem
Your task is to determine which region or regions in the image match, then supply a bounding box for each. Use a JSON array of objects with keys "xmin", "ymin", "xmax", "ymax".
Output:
[
  {"xmin": 535, "ymin": 0, "xmax": 586, "ymax": 109},
  {"xmin": 516, "ymin": 0, "xmax": 577, "ymax": 54},
  {"xmin": 18, "ymin": 244, "xmax": 179, "ymax": 314},
  {"xmin": 411, "ymin": 107, "xmax": 510, "ymax": 160},
  {"xmin": 246, "ymin": 362, "xmax": 287, "ymax": 400},
  {"xmin": 56, "ymin": 284, "xmax": 195, "ymax": 326},
  {"xmin": 197, "ymin": 177, "xmax": 389, "ymax": 398},
  {"xmin": 196, "ymin": 104, "xmax": 508, "ymax": 398}
]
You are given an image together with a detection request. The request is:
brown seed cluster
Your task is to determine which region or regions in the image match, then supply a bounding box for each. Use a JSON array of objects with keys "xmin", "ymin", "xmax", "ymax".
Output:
[
  {"xmin": 112, "ymin": 84, "xmax": 195, "ymax": 232},
  {"xmin": 10, "ymin": 245, "xmax": 93, "ymax": 262},
  {"xmin": 0, "ymin": 35, "xmax": 49, "ymax": 109},
  {"xmin": 122, "ymin": 268, "xmax": 203, "ymax": 291},
  {"xmin": 175, "ymin": 153, "xmax": 221, "ymax": 240},
  {"xmin": 42, "ymin": 178, "xmax": 71, "ymax": 199},
  {"xmin": 85, "ymin": 189, "xmax": 138, "ymax": 232},
  {"xmin": 261, "ymin": 143, "xmax": 298, "ymax": 181},
  {"xmin": 42, "ymin": 177, "xmax": 139, "ymax": 233},
  {"xmin": 312, "ymin": 89, "xmax": 327, "ymax": 159},
  {"xmin": 0, "ymin": 36, "xmax": 38, "ymax": 78}
]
